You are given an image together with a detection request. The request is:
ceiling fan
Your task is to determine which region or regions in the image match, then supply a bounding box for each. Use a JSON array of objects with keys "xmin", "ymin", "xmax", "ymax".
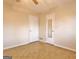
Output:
[
  {"xmin": 16, "ymin": 0, "xmax": 38, "ymax": 5},
  {"xmin": 32, "ymin": 0, "xmax": 38, "ymax": 5}
]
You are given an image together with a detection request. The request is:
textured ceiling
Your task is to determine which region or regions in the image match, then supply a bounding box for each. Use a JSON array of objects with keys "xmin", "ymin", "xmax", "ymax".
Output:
[{"xmin": 4, "ymin": 0, "xmax": 75, "ymax": 14}]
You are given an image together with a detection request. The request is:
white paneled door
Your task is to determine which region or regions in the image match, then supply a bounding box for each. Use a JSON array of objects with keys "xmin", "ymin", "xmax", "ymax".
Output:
[
  {"xmin": 46, "ymin": 13, "xmax": 55, "ymax": 44},
  {"xmin": 28, "ymin": 15, "xmax": 39, "ymax": 42}
]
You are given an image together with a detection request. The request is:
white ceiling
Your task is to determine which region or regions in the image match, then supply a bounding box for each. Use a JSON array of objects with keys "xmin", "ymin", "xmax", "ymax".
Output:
[{"xmin": 4, "ymin": 0, "xmax": 75, "ymax": 14}]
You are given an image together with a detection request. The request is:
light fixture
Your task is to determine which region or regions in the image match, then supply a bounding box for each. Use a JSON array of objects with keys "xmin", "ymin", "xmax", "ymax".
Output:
[
  {"xmin": 16, "ymin": 0, "xmax": 38, "ymax": 5},
  {"xmin": 16, "ymin": 0, "xmax": 20, "ymax": 2},
  {"xmin": 32, "ymin": 0, "xmax": 38, "ymax": 5}
]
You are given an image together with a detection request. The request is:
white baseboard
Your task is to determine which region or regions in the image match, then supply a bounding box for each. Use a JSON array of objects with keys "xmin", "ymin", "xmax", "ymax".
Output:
[
  {"xmin": 3, "ymin": 42, "xmax": 29, "ymax": 50},
  {"xmin": 54, "ymin": 43, "xmax": 76, "ymax": 52},
  {"xmin": 4, "ymin": 41, "xmax": 76, "ymax": 52},
  {"xmin": 3, "ymin": 41, "xmax": 38, "ymax": 50},
  {"xmin": 40, "ymin": 39, "xmax": 76, "ymax": 52}
]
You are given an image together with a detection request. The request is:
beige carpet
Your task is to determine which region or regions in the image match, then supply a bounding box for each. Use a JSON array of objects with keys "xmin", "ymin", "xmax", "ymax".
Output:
[{"xmin": 4, "ymin": 41, "xmax": 76, "ymax": 59}]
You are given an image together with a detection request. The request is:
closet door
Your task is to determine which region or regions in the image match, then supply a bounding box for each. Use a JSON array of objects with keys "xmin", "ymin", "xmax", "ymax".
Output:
[
  {"xmin": 46, "ymin": 13, "xmax": 55, "ymax": 44},
  {"xmin": 28, "ymin": 15, "xmax": 39, "ymax": 42}
]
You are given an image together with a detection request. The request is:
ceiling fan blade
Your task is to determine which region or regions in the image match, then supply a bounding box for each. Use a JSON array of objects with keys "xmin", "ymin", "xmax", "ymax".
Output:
[{"xmin": 32, "ymin": 0, "xmax": 38, "ymax": 5}]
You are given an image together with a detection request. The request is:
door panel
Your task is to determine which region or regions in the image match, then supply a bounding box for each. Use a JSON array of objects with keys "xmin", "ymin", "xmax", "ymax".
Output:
[
  {"xmin": 46, "ymin": 13, "xmax": 55, "ymax": 44},
  {"xmin": 28, "ymin": 15, "xmax": 39, "ymax": 42}
]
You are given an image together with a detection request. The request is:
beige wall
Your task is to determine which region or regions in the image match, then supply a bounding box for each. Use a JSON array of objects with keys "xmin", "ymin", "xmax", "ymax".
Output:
[
  {"xmin": 39, "ymin": 1, "xmax": 76, "ymax": 51},
  {"xmin": 3, "ymin": 3, "xmax": 39, "ymax": 49},
  {"xmin": 54, "ymin": 2, "xmax": 76, "ymax": 51}
]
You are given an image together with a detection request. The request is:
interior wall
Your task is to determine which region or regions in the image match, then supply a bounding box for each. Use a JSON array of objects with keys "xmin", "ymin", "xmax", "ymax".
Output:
[
  {"xmin": 54, "ymin": 2, "xmax": 76, "ymax": 51},
  {"xmin": 39, "ymin": 1, "xmax": 76, "ymax": 51},
  {"xmin": 39, "ymin": 14, "xmax": 46, "ymax": 41},
  {"xmin": 3, "ymin": 4, "xmax": 39, "ymax": 49}
]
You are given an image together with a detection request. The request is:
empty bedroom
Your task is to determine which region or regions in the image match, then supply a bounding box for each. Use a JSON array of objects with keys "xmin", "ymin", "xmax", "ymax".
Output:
[{"xmin": 3, "ymin": 0, "xmax": 76, "ymax": 59}]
